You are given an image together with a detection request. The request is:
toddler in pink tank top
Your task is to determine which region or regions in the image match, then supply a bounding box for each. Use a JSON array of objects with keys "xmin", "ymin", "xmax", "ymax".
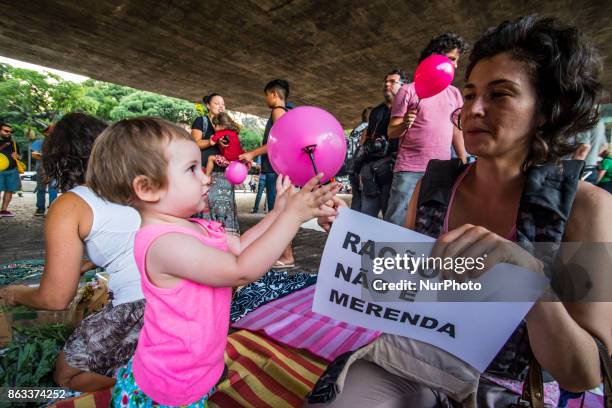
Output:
[{"xmin": 86, "ymin": 117, "xmax": 339, "ymax": 407}]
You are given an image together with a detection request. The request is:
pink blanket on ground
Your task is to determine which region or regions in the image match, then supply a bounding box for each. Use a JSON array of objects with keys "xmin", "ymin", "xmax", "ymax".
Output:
[{"xmin": 232, "ymin": 285, "xmax": 380, "ymax": 362}]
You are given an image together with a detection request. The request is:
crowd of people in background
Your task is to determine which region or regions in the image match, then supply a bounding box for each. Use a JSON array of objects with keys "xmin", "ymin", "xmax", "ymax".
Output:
[{"xmin": 348, "ymin": 33, "xmax": 611, "ymax": 227}]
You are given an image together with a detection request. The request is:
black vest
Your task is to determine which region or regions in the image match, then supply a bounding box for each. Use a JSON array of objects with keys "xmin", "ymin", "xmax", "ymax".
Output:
[{"xmin": 415, "ymin": 158, "xmax": 583, "ymax": 380}]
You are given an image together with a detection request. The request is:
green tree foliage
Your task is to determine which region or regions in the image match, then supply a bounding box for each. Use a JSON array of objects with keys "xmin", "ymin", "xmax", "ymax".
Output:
[
  {"xmin": 239, "ymin": 128, "xmax": 263, "ymax": 152},
  {"xmin": 0, "ymin": 64, "xmax": 90, "ymax": 153},
  {"xmin": 82, "ymin": 80, "xmax": 133, "ymax": 119},
  {"xmin": 0, "ymin": 64, "xmax": 199, "ymax": 155},
  {"xmin": 109, "ymin": 91, "xmax": 197, "ymax": 123},
  {"xmin": 0, "ymin": 63, "xmax": 265, "ymax": 162},
  {"xmin": 0, "ymin": 64, "xmax": 51, "ymax": 146},
  {"xmin": 48, "ymin": 78, "xmax": 97, "ymax": 116}
]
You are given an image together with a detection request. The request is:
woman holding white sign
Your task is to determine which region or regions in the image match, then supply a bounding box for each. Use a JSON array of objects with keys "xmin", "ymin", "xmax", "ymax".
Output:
[{"xmin": 312, "ymin": 15, "xmax": 611, "ymax": 408}]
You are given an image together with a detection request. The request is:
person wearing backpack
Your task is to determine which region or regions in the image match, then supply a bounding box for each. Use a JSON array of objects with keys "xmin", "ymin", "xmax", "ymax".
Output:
[
  {"xmin": 346, "ymin": 107, "xmax": 371, "ymax": 212},
  {"xmin": 358, "ymin": 69, "xmax": 406, "ymax": 218},
  {"xmin": 191, "ymin": 93, "xmax": 226, "ymax": 169},
  {"xmin": 191, "ymin": 93, "xmax": 240, "ymax": 234}
]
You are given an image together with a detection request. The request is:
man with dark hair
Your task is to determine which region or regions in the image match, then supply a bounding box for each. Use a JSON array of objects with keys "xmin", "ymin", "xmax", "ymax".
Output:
[
  {"xmin": 357, "ymin": 69, "xmax": 406, "ymax": 217},
  {"xmin": 240, "ymin": 79, "xmax": 291, "ymax": 210},
  {"xmin": 264, "ymin": 79, "xmax": 290, "ymax": 101},
  {"xmin": 418, "ymin": 32, "xmax": 469, "ymax": 64},
  {"xmin": 0, "ymin": 123, "xmax": 21, "ymax": 217},
  {"xmin": 239, "ymin": 79, "xmax": 296, "ymax": 268},
  {"xmin": 385, "ymin": 33, "xmax": 468, "ymax": 226}
]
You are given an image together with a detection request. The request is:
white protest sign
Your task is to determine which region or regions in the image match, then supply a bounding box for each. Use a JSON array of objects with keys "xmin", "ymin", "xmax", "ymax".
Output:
[{"xmin": 312, "ymin": 208, "xmax": 546, "ymax": 372}]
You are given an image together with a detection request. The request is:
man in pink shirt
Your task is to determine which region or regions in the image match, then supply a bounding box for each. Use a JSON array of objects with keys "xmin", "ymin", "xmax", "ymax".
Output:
[{"xmin": 385, "ymin": 33, "xmax": 469, "ymax": 226}]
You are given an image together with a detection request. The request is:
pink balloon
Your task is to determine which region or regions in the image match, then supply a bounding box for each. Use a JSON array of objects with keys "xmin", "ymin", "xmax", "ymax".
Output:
[
  {"xmin": 268, "ymin": 106, "xmax": 346, "ymax": 187},
  {"xmin": 225, "ymin": 161, "xmax": 248, "ymax": 185},
  {"xmin": 414, "ymin": 54, "xmax": 455, "ymax": 99}
]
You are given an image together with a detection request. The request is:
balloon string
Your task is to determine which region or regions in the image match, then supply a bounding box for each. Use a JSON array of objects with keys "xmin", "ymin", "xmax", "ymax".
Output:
[
  {"xmin": 302, "ymin": 144, "xmax": 319, "ymax": 180},
  {"xmin": 415, "ymin": 98, "xmax": 421, "ymax": 111}
]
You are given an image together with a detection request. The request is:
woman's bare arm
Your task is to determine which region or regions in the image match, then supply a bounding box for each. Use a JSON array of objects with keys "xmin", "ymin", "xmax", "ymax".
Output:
[{"xmin": 0, "ymin": 193, "xmax": 92, "ymax": 310}]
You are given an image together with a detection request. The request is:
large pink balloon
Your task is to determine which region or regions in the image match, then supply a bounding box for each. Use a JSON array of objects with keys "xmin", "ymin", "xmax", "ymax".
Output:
[
  {"xmin": 268, "ymin": 106, "xmax": 346, "ymax": 186},
  {"xmin": 414, "ymin": 54, "xmax": 455, "ymax": 99},
  {"xmin": 225, "ymin": 161, "xmax": 248, "ymax": 185}
]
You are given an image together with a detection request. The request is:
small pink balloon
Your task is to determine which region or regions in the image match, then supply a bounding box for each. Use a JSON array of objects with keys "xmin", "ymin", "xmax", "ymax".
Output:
[
  {"xmin": 225, "ymin": 161, "xmax": 248, "ymax": 185},
  {"xmin": 268, "ymin": 106, "xmax": 346, "ymax": 187},
  {"xmin": 414, "ymin": 54, "xmax": 455, "ymax": 99}
]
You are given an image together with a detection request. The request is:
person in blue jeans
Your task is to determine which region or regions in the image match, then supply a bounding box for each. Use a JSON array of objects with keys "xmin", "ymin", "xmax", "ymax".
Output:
[
  {"xmin": 251, "ymin": 173, "xmax": 267, "ymax": 213},
  {"xmin": 31, "ymin": 125, "xmax": 58, "ymax": 216},
  {"xmin": 385, "ymin": 33, "xmax": 468, "ymax": 226}
]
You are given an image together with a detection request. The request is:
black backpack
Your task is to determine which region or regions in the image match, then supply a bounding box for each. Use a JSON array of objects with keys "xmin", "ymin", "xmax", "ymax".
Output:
[{"xmin": 339, "ymin": 124, "xmax": 367, "ymax": 176}]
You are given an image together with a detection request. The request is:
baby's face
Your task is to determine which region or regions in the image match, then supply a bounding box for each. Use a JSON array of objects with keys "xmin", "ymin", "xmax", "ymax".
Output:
[{"xmin": 159, "ymin": 138, "xmax": 210, "ymax": 217}]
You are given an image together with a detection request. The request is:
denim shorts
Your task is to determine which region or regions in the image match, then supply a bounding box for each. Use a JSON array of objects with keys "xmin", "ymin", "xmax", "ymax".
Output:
[{"xmin": 0, "ymin": 168, "xmax": 21, "ymax": 192}]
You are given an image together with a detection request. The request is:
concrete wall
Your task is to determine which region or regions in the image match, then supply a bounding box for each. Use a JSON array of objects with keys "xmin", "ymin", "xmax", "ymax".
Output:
[{"xmin": 0, "ymin": 1, "xmax": 610, "ymax": 125}]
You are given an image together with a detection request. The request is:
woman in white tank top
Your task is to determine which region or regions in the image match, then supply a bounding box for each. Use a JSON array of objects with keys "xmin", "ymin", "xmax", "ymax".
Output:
[{"xmin": 0, "ymin": 113, "xmax": 145, "ymax": 392}]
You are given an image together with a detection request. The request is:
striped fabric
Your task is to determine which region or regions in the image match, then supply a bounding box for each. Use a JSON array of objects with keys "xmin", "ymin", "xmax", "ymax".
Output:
[
  {"xmin": 232, "ymin": 285, "xmax": 380, "ymax": 362},
  {"xmin": 48, "ymin": 330, "xmax": 326, "ymax": 408},
  {"xmin": 49, "ymin": 390, "xmax": 111, "ymax": 408},
  {"xmin": 209, "ymin": 330, "xmax": 327, "ymax": 408}
]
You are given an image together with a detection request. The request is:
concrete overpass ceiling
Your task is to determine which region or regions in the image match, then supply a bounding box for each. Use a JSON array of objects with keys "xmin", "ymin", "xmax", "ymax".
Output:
[{"xmin": 0, "ymin": 0, "xmax": 610, "ymax": 125}]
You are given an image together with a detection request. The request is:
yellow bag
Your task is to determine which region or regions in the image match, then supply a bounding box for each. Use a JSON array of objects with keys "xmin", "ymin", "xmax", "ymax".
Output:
[
  {"xmin": 0, "ymin": 153, "xmax": 9, "ymax": 172},
  {"xmin": 12, "ymin": 141, "xmax": 26, "ymax": 174},
  {"xmin": 16, "ymin": 160, "xmax": 26, "ymax": 174}
]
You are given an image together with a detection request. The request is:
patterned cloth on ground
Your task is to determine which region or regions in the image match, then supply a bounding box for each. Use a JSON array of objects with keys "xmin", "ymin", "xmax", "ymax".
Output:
[
  {"xmin": 230, "ymin": 271, "xmax": 317, "ymax": 323},
  {"xmin": 232, "ymin": 286, "xmax": 380, "ymax": 362},
  {"xmin": 481, "ymin": 373, "xmax": 560, "ymax": 407},
  {"xmin": 566, "ymin": 390, "xmax": 605, "ymax": 408},
  {"xmin": 0, "ymin": 260, "xmax": 98, "ymax": 286},
  {"xmin": 0, "ymin": 260, "xmax": 46, "ymax": 285},
  {"xmin": 209, "ymin": 330, "xmax": 327, "ymax": 408}
]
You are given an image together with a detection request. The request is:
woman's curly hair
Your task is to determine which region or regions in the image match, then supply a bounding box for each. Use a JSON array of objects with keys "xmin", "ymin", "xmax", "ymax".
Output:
[
  {"xmin": 465, "ymin": 15, "xmax": 603, "ymax": 169},
  {"xmin": 41, "ymin": 112, "xmax": 107, "ymax": 191}
]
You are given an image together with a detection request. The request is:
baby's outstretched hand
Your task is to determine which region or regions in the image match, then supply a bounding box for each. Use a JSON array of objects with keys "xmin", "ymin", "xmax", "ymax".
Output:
[
  {"xmin": 273, "ymin": 174, "xmax": 294, "ymax": 212},
  {"xmin": 286, "ymin": 174, "xmax": 340, "ymax": 222}
]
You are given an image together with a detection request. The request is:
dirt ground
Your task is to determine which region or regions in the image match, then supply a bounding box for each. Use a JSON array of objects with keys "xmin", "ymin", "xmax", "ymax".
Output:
[{"xmin": 0, "ymin": 190, "xmax": 352, "ymax": 273}]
